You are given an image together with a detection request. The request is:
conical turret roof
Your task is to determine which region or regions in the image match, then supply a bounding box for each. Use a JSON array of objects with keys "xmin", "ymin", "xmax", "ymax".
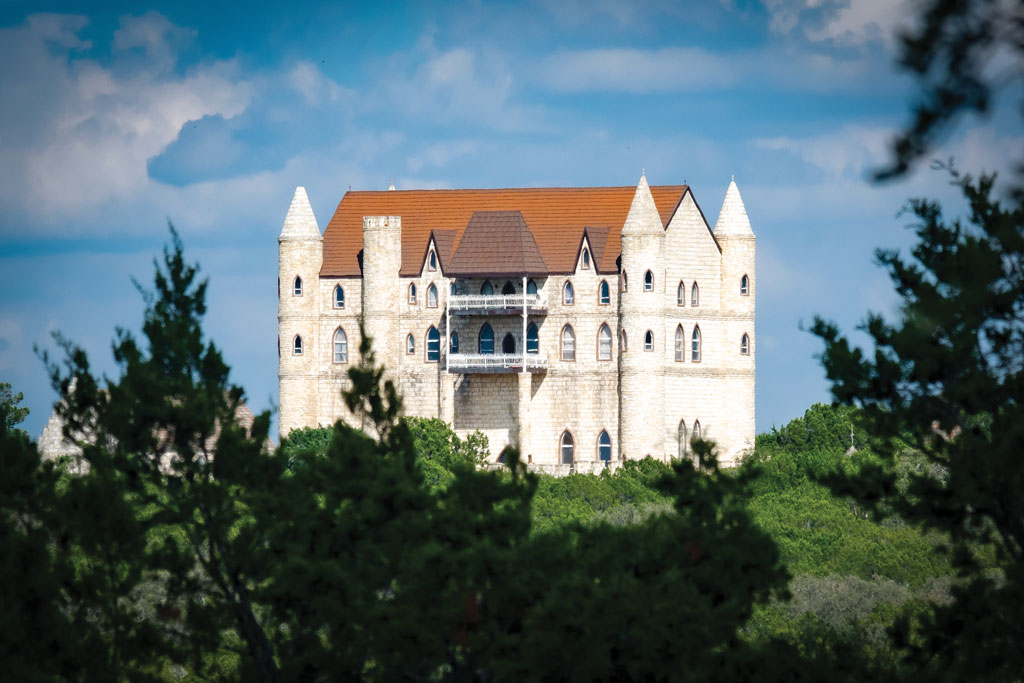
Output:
[
  {"xmin": 280, "ymin": 186, "xmax": 321, "ymax": 240},
  {"xmin": 621, "ymin": 172, "xmax": 664, "ymax": 234},
  {"xmin": 714, "ymin": 177, "xmax": 753, "ymax": 236}
]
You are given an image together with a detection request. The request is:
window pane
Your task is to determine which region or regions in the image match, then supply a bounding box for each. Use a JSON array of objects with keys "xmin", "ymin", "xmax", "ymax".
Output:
[
  {"xmin": 481, "ymin": 281, "xmax": 493, "ymax": 295},
  {"xmin": 644, "ymin": 330, "xmax": 653, "ymax": 351},
  {"xmin": 677, "ymin": 282, "xmax": 685, "ymax": 306},
  {"xmin": 294, "ymin": 276, "xmax": 302, "ymax": 296},
  {"xmin": 409, "ymin": 284, "xmax": 416, "ymax": 304},
  {"xmin": 334, "ymin": 329, "xmax": 347, "ymax": 363},
  {"xmin": 527, "ymin": 323, "xmax": 539, "ymax": 354},
  {"xmin": 599, "ymin": 431, "xmax": 611, "ymax": 462},
  {"xmin": 450, "ymin": 332, "xmax": 459, "ymax": 353},
  {"xmin": 407, "ymin": 334, "xmax": 415, "ymax": 354},
  {"xmin": 691, "ymin": 283, "xmax": 699, "ymax": 306},
  {"xmin": 427, "ymin": 326, "xmax": 440, "ymax": 361},
  {"xmin": 479, "ymin": 324, "xmax": 494, "ymax": 354},
  {"xmin": 335, "ymin": 286, "xmax": 345, "ymax": 308},
  {"xmin": 527, "ymin": 279, "xmax": 538, "ymax": 295},
  {"xmin": 560, "ymin": 432, "xmax": 574, "ymax": 464},
  {"xmin": 644, "ymin": 270, "xmax": 653, "ymax": 290},
  {"xmin": 598, "ymin": 325, "xmax": 612, "ymax": 360},
  {"xmin": 692, "ymin": 327, "xmax": 701, "ymax": 361},
  {"xmin": 561, "ymin": 326, "xmax": 575, "ymax": 361},
  {"xmin": 675, "ymin": 326, "xmax": 683, "ymax": 361},
  {"xmin": 294, "ymin": 336, "xmax": 302, "ymax": 354},
  {"xmin": 428, "ymin": 284, "xmax": 438, "ymax": 307},
  {"xmin": 599, "ymin": 280, "xmax": 610, "ymax": 304},
  {"xmin": 563, "ymin": 281, "xmax": 574, "ymax": 304}
]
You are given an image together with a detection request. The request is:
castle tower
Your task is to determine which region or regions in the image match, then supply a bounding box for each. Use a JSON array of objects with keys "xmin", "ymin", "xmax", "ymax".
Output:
[
  {"xmin": 278, "ymin": 186, "xmax": 322, "ymax": 440},
  {"xmin": 714, "ymin": 177, "xmax": 756, "ymax": 461},
  {"xmin": 361, "ymin": 216, "xmax": 402, "ymax": 385},
  {"xmin": 618, "ymin": 172, "xmax": 667, "ymax": 460}
]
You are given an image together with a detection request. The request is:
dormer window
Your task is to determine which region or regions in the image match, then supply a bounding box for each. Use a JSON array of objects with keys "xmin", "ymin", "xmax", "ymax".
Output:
[
  {"xmin": 428, "ymin": 250, "xmax": 437, "ymax": 271},
  {"xmin": 582, "ymin": 247, "xmax": 590, "ymax": 269},
  {"xmin": 741, "ymin": 274, "xmax": 750, "ymax": 296},
  {"xmin": 644, "ymin": 270, "xmax": 654, "ymax": 291},
  {"xmin": 334, "ymin": 285, "xmax": 345, "ymax": 308},
  {"xmin": 563, "ymin": 281, "xmax": 574, "ymax": 305},
  {"xmin": 481, "ymin": 280, "xmax": 494, "ymax": 295},
  {"xmin": 293, "ymin": 276, "xmax": 302, "ymax": 296},
  {"xmin": 409, "ymin": 283, "xmax": 417, "ymax": 305}
]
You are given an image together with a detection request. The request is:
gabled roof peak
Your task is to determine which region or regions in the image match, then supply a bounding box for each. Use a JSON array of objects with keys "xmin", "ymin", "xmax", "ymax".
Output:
[
  {"xmin": 622, "ymin": 172, "xmax": 664, "ymax": 235},
  {"xmin": 714, "ymin": 177, "xmax": 753, "ymax": 236},
  {"xmin": 280, "ymin": 186, "xmax": 322, "ymax": 240}
]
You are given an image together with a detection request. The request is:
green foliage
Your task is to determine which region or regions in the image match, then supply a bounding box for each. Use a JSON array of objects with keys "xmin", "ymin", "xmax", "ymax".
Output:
[
  {"xmin": 404, "ymin": 416, "xmax": 489, "ymax": 491},
  {"xmin": 280, "ymin": 424, "xmax": 333, "ymax": 468},
  {"xmin": 0, "ymin": 380, "xmax": 29, "ymax": 432}
]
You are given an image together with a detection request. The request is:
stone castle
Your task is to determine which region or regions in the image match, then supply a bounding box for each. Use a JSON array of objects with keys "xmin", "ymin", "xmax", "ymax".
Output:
[{"xmin": 278, "ymin": 173, "xmax": 755, "ymax": 472}]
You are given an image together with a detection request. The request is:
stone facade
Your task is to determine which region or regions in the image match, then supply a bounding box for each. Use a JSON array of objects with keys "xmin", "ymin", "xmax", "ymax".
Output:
[{"xmin": 278, "ymin": 174, "xmax": 756, "ymax": 470}]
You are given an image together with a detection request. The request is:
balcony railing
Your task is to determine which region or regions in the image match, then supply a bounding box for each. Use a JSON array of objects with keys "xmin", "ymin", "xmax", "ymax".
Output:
[
  {"xmin": 447, "ymin": 352, "xmax": 548, "ymax": 373},
  {"xmin": 448, "ymin": 293, "xmax": 547, "ymax": 314}
]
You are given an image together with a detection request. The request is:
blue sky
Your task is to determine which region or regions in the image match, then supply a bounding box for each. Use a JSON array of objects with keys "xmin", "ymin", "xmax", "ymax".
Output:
[{"xmin": 1, "ymin": 0, "xmax": 1019, "ymax": 441}]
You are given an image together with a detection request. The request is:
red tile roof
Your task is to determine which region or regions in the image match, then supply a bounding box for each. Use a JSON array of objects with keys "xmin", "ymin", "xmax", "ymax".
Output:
[{"xmin": 320, "ymin": 185, "xmax": 688, "ymax": 277}]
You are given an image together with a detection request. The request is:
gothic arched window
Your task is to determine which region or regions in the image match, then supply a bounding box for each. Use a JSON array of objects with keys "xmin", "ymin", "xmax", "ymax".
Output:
[
  {"xmin": 481, "ymin": 280, "xmax": 494, "ymax": 295},
  {"xmin": 527, "ymin": 279, "xmax": 538, "ymax": 295},
  {"xmin": 692, "ymin": 326, "xmax": 702, "ymax": 362},
  {"xmin": 694, "ymin": 420, "xmax": 702, "ymax": 440},
  {"xmin": 741, "ymin": 274, "xmax": 749, "ymax": 295},
  {"xmin": 599, "ymin": 280, "xmax": 610, "ymax": 305},
  {"xmin": 427, "ymin": 283, "xmax": 438, "ymax": 308},
  {"xmin": 598, "ymin": 324, "xmax": 612, "ymax": 361},
  {"xmin": 450, "ymin": 331, "xmax": 460, "ymax": 354},
  {"xmin": 426, "ymin": 326, "xmax": 440, "ymax": 361},
  {"xmin": 450, "ymin": 281, "xmax": 456, "ymax": 296},
  {"xmin": 502, "ymin": 280, "xmax": 515, "ymax": 295},
  {"xmin": 644, "ymin": 329, "xmax": 654, "ymax": 352},
  {"xmin": 598, "ymin": 430, "xmax": 612, "ymax": 463},
  {"xmin": 560, "ymin": 431, "xmax": 574, "ymax": 465},
  {"xmin": 293, "ymin": 335, "xmax": 303, "ymax": 355},
  {"xmin": 678, "ymin": 420, "xmax": 688, "ymax": 459},
  {"xmin": 741, "ymin": 333, "xmax": 750, "ymax": 355},
  {"xmin": 526, "ymin": 323, "xmax": 539, "ymax": 354},
  {"xmin": 409, "ymin": 283, "xmax": 417, "ymax": 305},
  {"xmin": 677, "ymin": 281, "xmax": 685, "ymax": 306},
  {"xmin": 621, "ymin": 271, "xmax": 628, "ymax": 292},
  {"xmin": 675, "ymin": 325, "xmax": 684, "ymax": 362},
  {"xmin": 406, "ymin": 334, "xmax": 415, "ymax": 355},
  {"xmin": 428, "ymin": 250, "xmax": 437, "ymax": 271},
  {"xmin": 563, "ymin": 281, "xmax": 574, "ymax": 305},
  {"xmin": 502, "ymin": 333, "xmax": 516, "ymax": 354},
  {"xmin": 644, "ymin": 270, "xmax": 654, "ymax": 291},
  {"xmin": 691, "ymin": 282, "xmax": 700, "ymax": 307},
  {"xmin": 293, "ymin": 276, "xmax": 302, "ymax": 296},
  {"xmin": 479, "ymin": 323, "xmax": 494, "ymax": 355},
  {"xmin": 333, "ymin": 328, "xmax": 348, "ymax": 363},
  {"xmin": 334, "ymin": 285, "xmax": 345, "ymax": 308},
  {"xmin": 561, "ymin": 325, "xmax": 576, "ymax": 361},
  {"xmin": 582, "ymin": 247, "xmax": 590, "ymax": 269},
  {"xmin": 621, "ymin": 329, "xmax": 628, "ymax": 352}
]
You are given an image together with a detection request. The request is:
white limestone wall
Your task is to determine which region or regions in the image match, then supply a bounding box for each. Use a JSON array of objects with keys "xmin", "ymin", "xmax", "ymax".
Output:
[{"xmin": 278, "ymin": 234, "xmax": 323, "ymax": 439}]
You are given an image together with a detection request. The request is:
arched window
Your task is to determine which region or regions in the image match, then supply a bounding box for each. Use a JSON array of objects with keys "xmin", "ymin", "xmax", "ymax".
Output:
[
  {"xmin": 293, "ymin": 335, "xmax": 303, "ymax": 355},
  {"xmin": 526, "ymin": 323, "xmax": 539, "ymax": 354},
  {"xmin": 644, "ymin": 329, "xmax": 654, "ymax": 352},
  {"xmin": 450, "ymin": 281, "xmax": 456, "ymax": 296},
  {"xmin": 334, "ymin": 285, "xmax": 345, "ymax": 308},
  {"xmin": 502, "ymin": 280, "xmax": 515, "ymax": 295},
  {"xmin": 481, "ymin": 280, "xmax": 494, "ymax": 295},
  {"xmin": 691, "ymin": 282, "xmax": 700, "ymax": 307},
  {"xmin": 527, "ymin": 279, "xmax": 538, "ymax": 295},
  {"xmin": 478, "ymin": 323, "xmax": 494, "ymax": 355},
  {"xmin": 427, "ymin": 283, "xmax": 438, "ymax": 308},
  {"xmin": 678, "ymin": 421, "xmax": 688, "ymax": 459},
  {"xmin": 598, "ymin": 324, "xmax": 612, "ymax": 361},
  {"xmin": 621, "ymin": 271, "xmax": 628, "ymax": 292},
  {"xmin": 563, "ymin": 281, "xmax": 574, "ymax": 305},
  {"xmin": 293, "ymin": 276, "xmax": 302, "ymax": 296},
  {"xmin": 741, "ymin": 274, "xmax": 749, "ymax": 295},
  {"xmin": 450, "ymin": 331, "xmax": 460, "ymax": 354},
  {"xmin": 677, "ymin": 281, "xmax": 685, "ymax": 306},
  {"xmin": 428, "ymin": 250, "xmax": 437, "ymax": 271},
  {"xmin": 693, "ymin": 421, "xmax": 702, "ymax": 440},
  {"xmin": 426, "ymin": 326, "xmax": 440, "ymax": 361},
  {"xmin": 406, "ymin": 334, "xmax": 415, "ymax": 355},
  {"xmin": 409, "ymin": 283, "xmax": 417, "ymax": 305},
  {"xmin": 741, "ymin": 333, "xmax": 750, "ymax": 355},
  {"xmin": 560, "ymin": 431, "xmax": 574, "ymax": 465},
  {"xmin": 692, "ymin": 326, "xmax": 702, "ymax": 362},
  {"xmin": 333, "ymin": 328, "xmax": 348, "ymax": 363},
  {"xmin": 621, "ymin": 329, "xmax": 628, "ymax": 352},
  {"xmin": 599, "ymin": 280, "xmax": 610, "ymax": 305},
  {"xmin": 675, "ymin": 325, "xmax": 684, "ymax": 362},
  {"xmin": 582, "ymin": 247, "xmax": 591, "ymax": 269},
  {"xmin": 502, "ymin": 332, "xmax": 516, "ymax": 354},
  {"xmin": 561, "ymin": 325, "xmax": 575, "ymax": 361},
  {"xmin": 644, "ymin": 270, "xmax": 654, "ymax": 291},
  {"xmin": 598, "ymin": 430, "xmax": 612, "ymax": 463}
]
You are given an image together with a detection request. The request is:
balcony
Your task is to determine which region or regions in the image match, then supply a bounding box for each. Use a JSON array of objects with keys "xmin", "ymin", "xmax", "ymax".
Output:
[
  {"xmin": 448, "ymin": 293, "xmax": 547, "ymax": 315},
  {"xmin": 448, "ymin": 353, "xmax": 548, "ymax": 374}
]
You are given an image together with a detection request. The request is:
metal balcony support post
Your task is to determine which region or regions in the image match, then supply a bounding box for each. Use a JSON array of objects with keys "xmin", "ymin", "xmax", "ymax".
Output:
[{"xmin": 445, "ymin": 278, "xmax": 451, "ymax": 375}]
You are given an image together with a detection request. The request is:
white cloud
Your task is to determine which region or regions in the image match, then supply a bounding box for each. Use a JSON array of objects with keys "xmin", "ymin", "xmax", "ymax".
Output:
[
  {"xmin": 288, "ymin": 61, "xmax": 351, "ymax": 106},
  {"xmin": 761, "ymin": 0, "xmax": 915, "ymax": 48},
  {"xmin": 539, "ymin": 47, "xmax": 737, "ymax": 93},
  {"xmin": 754, "ymin": 124, "xmax": 892, "ymax": 179}
]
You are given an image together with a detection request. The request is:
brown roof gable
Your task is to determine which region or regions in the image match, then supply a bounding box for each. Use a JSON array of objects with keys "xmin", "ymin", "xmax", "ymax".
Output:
[
  {"xmin": 446, "ymin": 211, "xmax": 546, "ymax": 277},
  {"xmin": 320, "ymin": 185, "xmax": 688, "ymax": 277}
]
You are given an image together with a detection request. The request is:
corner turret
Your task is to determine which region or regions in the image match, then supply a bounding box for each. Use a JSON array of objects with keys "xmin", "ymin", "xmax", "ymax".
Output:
[
  {"xmin": 713, "ymin": 176, "xmax": 754, "ymax": 237},
  {"xmin": 622, "ymin": 171, "xmax": 664, "ymax": 235},
  {"xmin": 279, "ymin": 186, "xmax": 322, "ymax": 240}
]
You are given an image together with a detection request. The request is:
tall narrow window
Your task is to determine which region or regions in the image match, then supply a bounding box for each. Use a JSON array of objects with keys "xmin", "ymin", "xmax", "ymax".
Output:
[
  {"xmin": 741, "ymin": 274, "xmax": 749, "ymax": 296},
  {"xmin": 427, "ymin": 284, "xmax": 438, "ymax": 308},
  {"xmin": 561, "ymin": 325, "xmax": 575, "ymax": 361},
  {"xmin": 582, "ymin": 247, "xmax": 590, "ymax": 269},
  {"xmin": 333, "ymin": 328, "xmax": 348, "ymax": 363},
  {"xmin": 678, "ymin": 421, "xmax": 688, "ymax": 459},
  {"xmin": 450, "ymin": 331, "xmax": 460, "ymax": 354},
  {"xmin": 691, "ymin": 282, "xmax": 700, "ymax": 307},
  {"xmin": 644, "ymin": 330, "xmax": 654, "ymax": 352},
  {"xmin": 677, "ymin": 281, "xmax": 685, "ymax": 306},
  {"xmin": 599, "ymin": 280, "xmax": 610, "ymax": 305},
  {"xmin": 693, "ymin": 421, "xmax": 701, "ymax": 440},
  {"xmin": 502, "ymin": 333, "xmax": 516, "ymax": 354},
  {"xmin": 409, "ymin": 283, "xmax": 417, "ymax": 304},
  {"xmin": 622, "ymin": 271, "xmax": 628, "ymax": 292},
  {"xmin": 675, "ymin": 325, "xmax": 684, "ymax": 362},
  {"xmin": 598, "ymin": 324, "xmax": 612, "ymax": 361},
  {"xmin": 621, "ymin": 329, "xmax": 628, "ymax": 352},
  {"xmin": 293, "ymin": 276, "xmax": 302, "ymax": 296},
  {"xmin": 428, "ymin": 250, "xmax": 437, "ymax": 271},
  {"xmin": 527, "ymin": 279, "xmax": 538, "ymax": 295},
  {"xmin": 598, "ymin": 430, "xmax": 611, "ymax": 463},
  {"xmin": 479, "ymin": 323, "xmax": 494, "ymax": 355},
  {"xmin": 692, "ymin": 326, "xmax": 702, "ymax": 362},
  {"xmin": 426, "ymin": 326, "xmax": 440, "ymax": 361},
  {"xmin": 563, "ymin": 281, "xmax": 574, "ymax": 305},
  {"xmin": 644, "ymin": 270, "xmax": 654, "ymax": 291},
  {"xmin": 560, "ymin": 431, "xmax": 574, "ymax": 465},
  {"xmin": 293, "ymin": 335, "xmax": 303, "ymax": 355},
  {"xmin": 526, "ymin": 323, "xmax": 539, "ymax": 354},
  {"xmin": 406, "ymin": 334, "xmax": 415, "ymax": 355},
  {"xmin": 450, "ymin": 281, "xmax": 457, "ymax": 296},
  {"xmin": 502, "ymin": 281, "xmax": 515, "ymax": 295},
  {"xmin": 334, "ymin": 285, "xmax": 345, "ymax": 308},
  {"xmin": 741, "ymin": 333, "xmax": 750, "ymax": 355},
  {"xmin": 481, "ymin": 280, "xmax": 494, "ymax": 295}
]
